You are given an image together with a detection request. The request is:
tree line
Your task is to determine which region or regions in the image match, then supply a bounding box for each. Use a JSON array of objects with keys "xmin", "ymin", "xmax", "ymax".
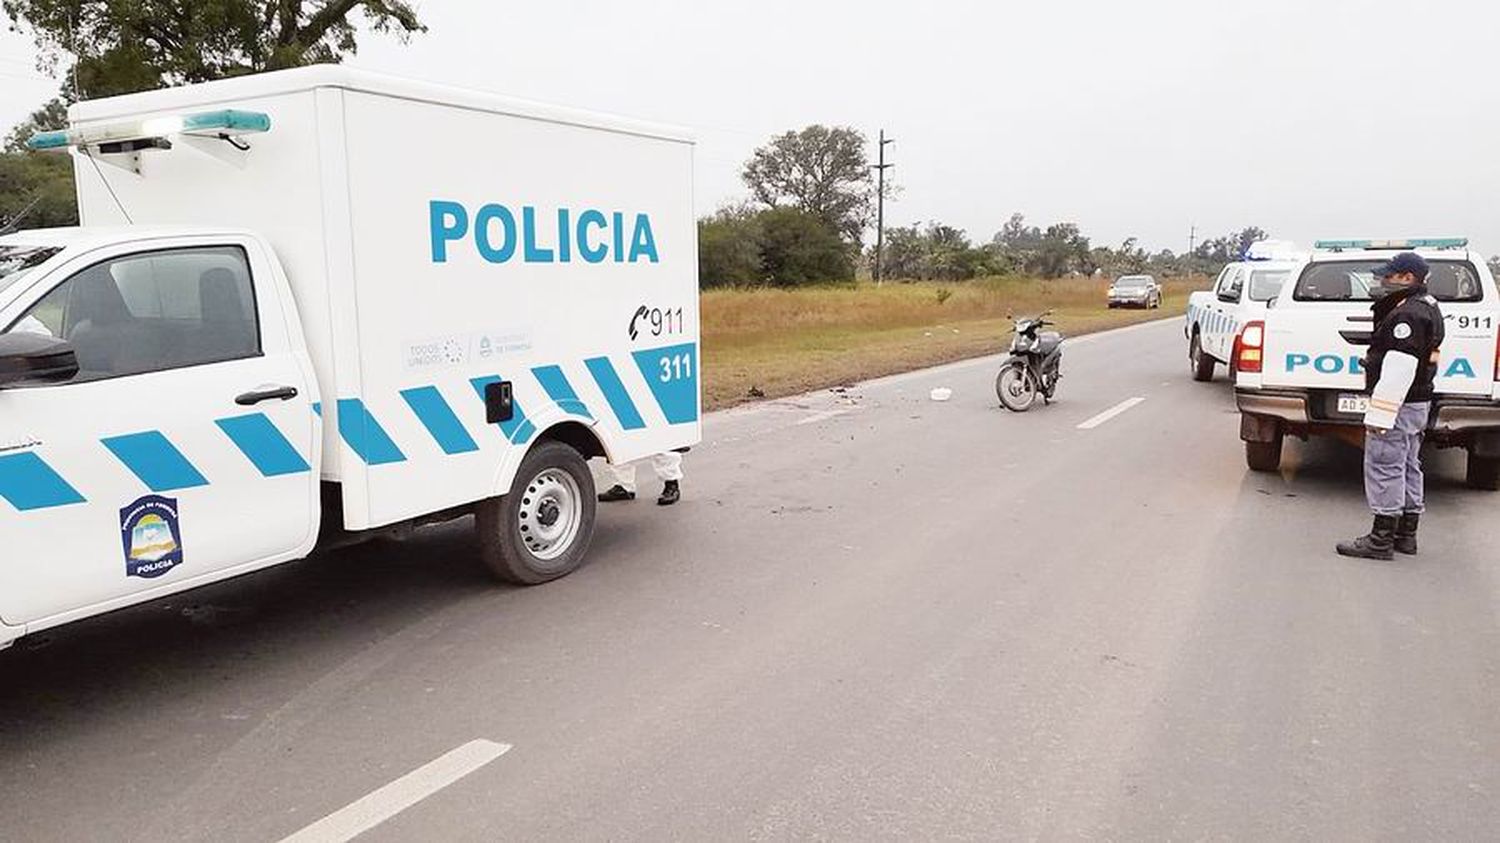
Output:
[{"xmin": 700, "ymin": 124, "xmax": 1271, "ymax": 288}]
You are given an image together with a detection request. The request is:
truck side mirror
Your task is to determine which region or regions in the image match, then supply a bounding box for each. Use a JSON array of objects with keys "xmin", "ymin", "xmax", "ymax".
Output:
[{"xmin": 0, "ymin": 333, "xmax": 80, "ymax": 387}]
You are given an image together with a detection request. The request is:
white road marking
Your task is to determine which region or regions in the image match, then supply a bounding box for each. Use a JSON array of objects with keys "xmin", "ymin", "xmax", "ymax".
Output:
[
  {"xmin": 794, "ymin": 409, "xmax": 852, "ymax": 426},
  {"xmin": 280, "ymin": 740, "xmax": 512, "ymax": 843},
  {"xmin": 1077, "ymin": 397, "xmax": 1146, "ymax": 430}
]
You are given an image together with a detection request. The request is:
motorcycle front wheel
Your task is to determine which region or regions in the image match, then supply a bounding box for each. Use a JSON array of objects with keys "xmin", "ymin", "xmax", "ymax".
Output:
[{"xmin": 996, "ymin": 361, "xmax": 1038, "ymax": 412}]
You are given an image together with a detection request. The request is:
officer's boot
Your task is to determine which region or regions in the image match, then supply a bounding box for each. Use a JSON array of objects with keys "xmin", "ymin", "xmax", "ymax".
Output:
[
  {"xmin": 1394, "ymin": 513, "xmax": 1420, "ymax": 555},
  {"xmin": 657, "ymin": 480, "xmax": 680, "ymax": 507},
  {"xmin": 1335, "ymin": 514, "xmax": 1398, "ymax": 561},
  {"xmin": 598, "ymin": 485, "xmax": 635, "ymax": 502}
]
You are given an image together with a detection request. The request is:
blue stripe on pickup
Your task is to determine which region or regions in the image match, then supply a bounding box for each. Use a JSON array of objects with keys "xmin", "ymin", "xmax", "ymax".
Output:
[
  {"xmin": 401, "ymin": 386, "xmax": 480, "ymax": 455},
  {"xmin": 102, "ymin": 431, "xmax": 210, "ymax": 492},
  {"xmin": 335, "ymin": 399, "xmax": 407, "ymax": 465},
  {"xmin": 216, "ymin": 413, "xmax": 312, "ymax": 476},
  {"xmin": 532, "ymin": 365, "xmax": 593, "ymax": 419},
  {"xmin": 586, "ymin": 356, "xmax": 646, "ymax": 430},
  {"xmin": 0, "ymin": 452, "xmax": 86, "ymax": 511}
]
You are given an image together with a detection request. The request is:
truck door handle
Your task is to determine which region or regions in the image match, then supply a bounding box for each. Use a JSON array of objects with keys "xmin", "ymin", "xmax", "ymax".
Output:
[{"xmin": 235, "ymin": 385, "xmax": 299, "ymax": 405}]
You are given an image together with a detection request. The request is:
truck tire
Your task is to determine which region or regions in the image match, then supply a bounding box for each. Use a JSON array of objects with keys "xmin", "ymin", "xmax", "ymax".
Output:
[
  {"xmin": 1245, "ymin": 437, "xmax": 1282, "ymax": 472},
  {"xmin": 1466, "ymin": 453, "xmax": 1500, "ymax": 491},
  {"xmin": 1190, "ymin": 332, "xmax": 1215, "ymax": 382},
  {"xmin": 476, "ymin": 440, "xmax": 597, "ymax": 585}
]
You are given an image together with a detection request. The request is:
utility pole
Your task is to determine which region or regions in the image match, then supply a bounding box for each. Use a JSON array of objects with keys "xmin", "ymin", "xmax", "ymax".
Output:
[
  {"xmin": 1188, "ymin": 224, "xmax": 1196, "ymax": 256},
  {"xmin": 873, "ymin": 130, "xmax": 894, "ymax": 285}
]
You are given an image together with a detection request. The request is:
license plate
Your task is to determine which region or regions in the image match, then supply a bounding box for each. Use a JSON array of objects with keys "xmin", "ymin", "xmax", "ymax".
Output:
[{"xmin": 1337, "ymin": 394, "xmax": 1369, "ymax": 414}]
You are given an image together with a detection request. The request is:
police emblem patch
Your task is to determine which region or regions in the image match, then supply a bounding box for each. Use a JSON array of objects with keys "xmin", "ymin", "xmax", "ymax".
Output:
[
  {"xmin": 120, "ymin": 495, "xmax": 184, "ymax": 579},
  {"xmin": 1393, "ymin": 323, "xmax": 1413, "ymax": 340}
]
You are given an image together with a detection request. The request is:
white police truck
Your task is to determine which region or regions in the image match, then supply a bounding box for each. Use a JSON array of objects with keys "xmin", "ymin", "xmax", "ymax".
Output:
[
  {"xmin": 1231, "ymin": 238, "xmax": 1500, "ymax": 489},
  {"xmin": 0, "ymin": 67, "xmax": 700, "ymax": 650},
  {"xmin": 1184, "ymin": 240, "xmax": 1304, "ymax": 382}
]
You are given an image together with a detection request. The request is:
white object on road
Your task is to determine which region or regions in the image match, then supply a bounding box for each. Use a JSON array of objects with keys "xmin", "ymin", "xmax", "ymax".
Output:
[
  {"xmin": 1077, "ymin": 397, "xmax": 1146, "ymax": 430},
  {"xmin": 280, "ymin": 739, "xmax": 512, "ymax": 843},
  {"xmin": 930, "ymin": 387, "xmax": 953, "ymax": 402}
]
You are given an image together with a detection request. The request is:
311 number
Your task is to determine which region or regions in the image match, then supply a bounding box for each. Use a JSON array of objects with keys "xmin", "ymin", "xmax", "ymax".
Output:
[{"xmin": 659, "ymin": 353, "xmax": 692, "ymax": 383}]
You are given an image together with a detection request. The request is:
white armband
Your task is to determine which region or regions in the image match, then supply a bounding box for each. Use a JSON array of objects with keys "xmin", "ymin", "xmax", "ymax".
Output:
[{"xmin": 1364, "ymin": 350, "xmax": 1418, "ymax": 430}]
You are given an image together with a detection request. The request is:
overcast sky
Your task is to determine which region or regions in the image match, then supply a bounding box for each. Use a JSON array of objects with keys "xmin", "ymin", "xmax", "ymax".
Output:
[{"xmin": 3, "ymin": 0, "xmax": 1498, "ymax": 253}]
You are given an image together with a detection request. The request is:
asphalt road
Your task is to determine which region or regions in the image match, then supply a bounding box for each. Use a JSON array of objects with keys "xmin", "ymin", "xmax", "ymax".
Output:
[{"xmin": 4, "ymin": 317, "xmax": 1498, "ymax": 841}]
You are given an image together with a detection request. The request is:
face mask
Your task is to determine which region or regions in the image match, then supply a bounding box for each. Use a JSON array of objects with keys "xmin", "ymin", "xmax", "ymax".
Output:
[{"xmin": 1371, "ymin": 276, "xmax": 1406, "ymax": 299}]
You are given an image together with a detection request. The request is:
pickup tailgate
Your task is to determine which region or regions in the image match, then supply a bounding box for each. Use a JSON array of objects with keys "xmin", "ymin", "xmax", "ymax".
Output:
[{"xmin": 1264, "ymin": 301, "xmax": 1498, "ymax": 397}]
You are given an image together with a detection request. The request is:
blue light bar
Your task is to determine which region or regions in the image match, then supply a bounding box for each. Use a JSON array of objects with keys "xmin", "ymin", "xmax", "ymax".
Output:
[
  {"xmin": 1314, "ymin": 238, "xmax": 1468, "ymax": 251},
  {"xmin": 26, "ymin": 109, "xmax": 271, "ymax": 152}
]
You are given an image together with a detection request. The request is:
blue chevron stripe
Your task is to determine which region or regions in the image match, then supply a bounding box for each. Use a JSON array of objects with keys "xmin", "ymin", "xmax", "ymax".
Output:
[
  {"xmin": 101, "ymin": 431, "xmax": 209, "ymax": 492},
  {"xmin": 586, "ymin": 356, "xmax": 646, "ymax": 430},
  {"xmin": 532, "ymin": 365, "xmax": 592, "ymax": 419},
  {"xmin": 216, "ymin": 413, "xmax": 312, "ymax": 476},
  {"xmin": 401, "ymin": 386, "xmax": 480, "ymax": 455},
  {"xmin": 0, "ymin": 452, "xmax": 86, "ymax": 511}
]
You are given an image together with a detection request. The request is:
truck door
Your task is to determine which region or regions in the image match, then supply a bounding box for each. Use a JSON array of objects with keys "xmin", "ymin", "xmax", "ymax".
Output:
[
  {"xmin": 0, "ymin": 238, "xmax": 318, "ymax": 627},
  {"xmin": 1210, "ymin": 266, "xmax": 1245, "ymax": 359}
]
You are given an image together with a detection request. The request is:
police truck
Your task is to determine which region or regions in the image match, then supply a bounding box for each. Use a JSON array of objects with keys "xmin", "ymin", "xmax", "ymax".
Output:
[
  {"xmin": 1231, "ymin": 239, "xmax": 1500, "ymax": 489},
  {"xmin": 0, "ymin": 67, "xmax": 700, "ymax": 650}
]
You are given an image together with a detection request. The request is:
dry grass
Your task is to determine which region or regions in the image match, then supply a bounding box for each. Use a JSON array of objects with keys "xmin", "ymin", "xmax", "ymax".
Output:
[{"xmin": 701, "ymin": 275, "xmax": 1206, "ymax": 410}]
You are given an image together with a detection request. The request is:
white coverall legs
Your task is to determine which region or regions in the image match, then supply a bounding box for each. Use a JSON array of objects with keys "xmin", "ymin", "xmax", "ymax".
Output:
[{"xmin": 604, "ymin": 452, "xmax": 683, "ymax": 493}]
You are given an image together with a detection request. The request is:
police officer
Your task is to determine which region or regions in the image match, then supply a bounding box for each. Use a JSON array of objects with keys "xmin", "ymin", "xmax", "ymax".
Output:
[{"xmin": 1337, "ymin": 252, "xmax": 1444, "ymax": 560}]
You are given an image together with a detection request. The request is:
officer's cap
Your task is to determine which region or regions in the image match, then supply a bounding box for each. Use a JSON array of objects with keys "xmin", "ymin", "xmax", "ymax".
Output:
[{"xmin": 1373, "ymin": 252, "xmax": 1429, "ymax": 281}]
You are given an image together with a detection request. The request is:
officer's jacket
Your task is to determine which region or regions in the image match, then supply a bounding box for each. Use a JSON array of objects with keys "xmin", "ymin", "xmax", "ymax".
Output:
[{"xmin": 1364, "ymin": 284, "xmax": 1445, "ymax": 402}]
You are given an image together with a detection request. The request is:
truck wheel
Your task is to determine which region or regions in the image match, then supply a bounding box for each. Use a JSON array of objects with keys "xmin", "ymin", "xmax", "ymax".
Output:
[
  {"xmin": 1190, "ymin": 333, "xmax": 1215, "ymax": 382},
  {"xmin": 1246, "ymin": 437, "xmax": 1283, "ymax": 472},
  {"xmin": 1466, "ymin": 453, "xmax": 1500, "ymax": 491},
  {"xmin": 476, "ymin": 441, "xmax": 597, "ymax": 585}
]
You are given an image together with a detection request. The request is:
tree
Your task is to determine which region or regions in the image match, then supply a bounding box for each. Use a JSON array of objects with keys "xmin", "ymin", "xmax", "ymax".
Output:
[
  {"xmin": 756, "ymin": 207, "xmax": 853, "ymax": 287},
  {"xmin": 2, "ymin": 0, "xmax": 426, "ymax": 100},
  {"xmin": 1034, "ymin": 222, "xmax": 1090, "ymax": 279},
  {"xmin": 3, "ymin": 97, "xmax": 68, "ymax": 153},
  {"xmin": 697, "ymin": 205, "xmax": 764, "ymax": 288},
  {"xmin": 0, "ymin": 152, "xmax": 78, "ymax": 230},
  {"xmin": 742, "ymin": 125, "xmax": 873, "ymax": 244}
]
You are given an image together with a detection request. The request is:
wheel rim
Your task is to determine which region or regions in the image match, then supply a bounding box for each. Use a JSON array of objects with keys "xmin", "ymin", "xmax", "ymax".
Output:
[
  {"xmin": 1000, "ymin": 366, "xmax": 1035, "ymax": 406},
  {"xmin": 1190, "ymin": 337, "xmax": 1201, "ymax": 372},
  {"xmin": 517, "ymin": 468, "xmax": 584, "ymax": 562}
]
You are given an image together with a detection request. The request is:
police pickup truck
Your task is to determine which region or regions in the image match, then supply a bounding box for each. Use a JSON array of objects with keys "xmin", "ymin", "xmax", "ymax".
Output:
[
  {"xmin": 0, "ymin": 67, "xmax": 700, "ymax": 650},
  {"xmin": 1184, "ymin": 240, "xmax": 1303, "ymax": 382},
  {"xmin": 1232, "ymin": 238, "xmax": 1500, "ymax": 489}
]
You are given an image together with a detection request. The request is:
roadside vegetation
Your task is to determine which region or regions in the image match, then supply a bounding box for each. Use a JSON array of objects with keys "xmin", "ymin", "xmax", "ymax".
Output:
[{"xmin": 701, "ymin": 275, "xmax": 1203, "ymax": 410}]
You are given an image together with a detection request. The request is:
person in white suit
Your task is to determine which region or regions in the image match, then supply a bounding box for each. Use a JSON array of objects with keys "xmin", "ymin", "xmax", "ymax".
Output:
[{"xmin": 598, "ymin": 451, "xmax": 683, "ymax": 506}]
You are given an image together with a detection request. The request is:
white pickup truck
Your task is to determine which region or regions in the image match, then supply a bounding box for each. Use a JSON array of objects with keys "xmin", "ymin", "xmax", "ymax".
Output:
[
  {"xmin": 0, "ymin": 67, "xmax": 700, "ymax": 650},
  {"xmin": 1184, "ymin": 242, "xmax": 1302, "ymax": 382},
  {"xmin": 1232, "ymin": 239, "xmax": 1500, "ymax": 489}
]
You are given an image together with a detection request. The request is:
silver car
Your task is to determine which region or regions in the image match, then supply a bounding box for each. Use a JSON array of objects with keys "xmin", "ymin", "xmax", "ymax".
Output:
[{"xmin": 1107, "ymin": 274, "xmax": 1161, "ymax": 309}]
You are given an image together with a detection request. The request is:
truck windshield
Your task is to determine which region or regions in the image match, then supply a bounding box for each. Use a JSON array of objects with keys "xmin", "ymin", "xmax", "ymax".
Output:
[
  {"xmin": 1247, "ymin": 269, "xmax": 1289, "ymax": 302},
  {"xmin": 0, "ymin": 245, "xmax": 61, "ymax": 296},
  {"xmin": 1292, "ymin": 260, "xmax": 1484, "ymax": 303}
]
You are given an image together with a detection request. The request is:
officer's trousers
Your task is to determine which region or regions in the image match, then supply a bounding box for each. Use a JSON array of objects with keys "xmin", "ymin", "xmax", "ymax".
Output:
[
  {"xmin": 1364, "ymin": 402, "xmax": 1431, "ymax": 516},
  {"xmin": 603, "ymin": 451, "xmax": 683, "ymax": 493}
]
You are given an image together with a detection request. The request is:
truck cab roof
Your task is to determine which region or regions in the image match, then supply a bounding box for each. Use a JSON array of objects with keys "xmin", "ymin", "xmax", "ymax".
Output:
[{"xmin": 0, "ymin": 225, "xmax": 258, "ymax": 251}]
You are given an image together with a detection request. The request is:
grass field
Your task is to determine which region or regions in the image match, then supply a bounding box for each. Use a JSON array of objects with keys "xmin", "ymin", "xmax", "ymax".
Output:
[{"xmin": 701, "ymin": 275, "xmax": 1207, "ymax": 410}]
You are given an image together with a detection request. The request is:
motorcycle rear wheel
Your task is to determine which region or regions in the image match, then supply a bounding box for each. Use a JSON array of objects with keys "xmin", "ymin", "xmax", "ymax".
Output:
[{"xmin": 996, "ymin": 362, "xmax": 1038, "ymax": 412}]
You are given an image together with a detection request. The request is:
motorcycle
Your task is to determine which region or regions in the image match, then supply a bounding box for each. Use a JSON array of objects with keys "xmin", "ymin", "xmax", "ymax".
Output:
[{"xmin": 995, "ymin": 311, "xmax": 1064, "ymax": 412}]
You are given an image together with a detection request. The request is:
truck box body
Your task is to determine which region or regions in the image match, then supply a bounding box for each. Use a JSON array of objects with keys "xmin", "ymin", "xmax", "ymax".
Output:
[{"xmin": 68, "ymin": 68, "xmax": 701, "ymax": 529}]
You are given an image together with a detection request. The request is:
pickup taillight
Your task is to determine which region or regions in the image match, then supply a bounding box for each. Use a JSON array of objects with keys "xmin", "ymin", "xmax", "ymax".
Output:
[{"xmin": 1234, "ymin": 321, "xmax": 1265, "ymax": 374}]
